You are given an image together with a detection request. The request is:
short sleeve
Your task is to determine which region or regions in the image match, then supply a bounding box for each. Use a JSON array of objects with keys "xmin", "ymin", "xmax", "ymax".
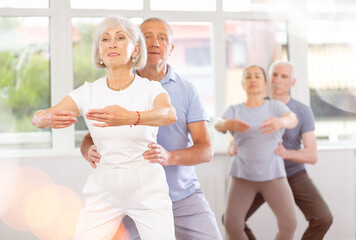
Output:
[
  {"xmin": 223, "ymin": 105, "xmax": 235, "ymax": 120},
  {"xmin": 186, "ymin": 82, "xmax": 209, "ymax": 123},
  {"xmin": 148, "ymin": 80, "xmax": 168, "ymax": 109},
  {"xmin": 273, "ymin": 100, "xmax": 291, "ymax": 117},
  {"xmin": 300, "ymin": 106, "xmax": 315, "ymax": 134},
  {"xmin": 67, "ymin": 82, "xmax": 91, "ymax": 116}
]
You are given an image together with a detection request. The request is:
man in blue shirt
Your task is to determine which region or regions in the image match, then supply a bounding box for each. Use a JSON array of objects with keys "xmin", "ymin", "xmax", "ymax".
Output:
[
  {"xmin": 227, "ymin": 60, "xmax": 333, "ymax": 240},
  {"xmin": 81, "ymin": 18, "xmax": 222, "ymax": 240}
]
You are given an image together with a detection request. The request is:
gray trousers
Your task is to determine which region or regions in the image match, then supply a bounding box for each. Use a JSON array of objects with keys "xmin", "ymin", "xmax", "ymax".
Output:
[
  {"xmin": 224, "ymin": 177, "xmax": 297, "ymax": 240},
  {"xmin": 123, "ymin": 188, "xmax": 223, "ymax": 240}
]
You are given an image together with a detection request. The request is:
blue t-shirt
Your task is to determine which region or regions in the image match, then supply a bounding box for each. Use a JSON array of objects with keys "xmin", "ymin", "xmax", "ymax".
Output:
[
  {"xmin": 145, "ymin": 65, "xmax": 209, "ymax": 202},
  {"xmin": 283, "ymin": 98, "xmax": 315, "ymax": 177},
  {"xmin": 223, "ymin": 100, "xmax": 290, "ymax": 181}
]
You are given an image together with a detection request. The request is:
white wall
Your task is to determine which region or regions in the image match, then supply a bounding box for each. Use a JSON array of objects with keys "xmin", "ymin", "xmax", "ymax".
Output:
[{"xmin": 0, "ymin": 148, "xmax": 355, "ymax": 239}]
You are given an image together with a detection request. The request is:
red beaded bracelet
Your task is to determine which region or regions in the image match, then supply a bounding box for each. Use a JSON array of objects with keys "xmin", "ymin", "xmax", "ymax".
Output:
[{"xmin": 130, "ymin": 111, "xmax": 140, "ymax": 127}]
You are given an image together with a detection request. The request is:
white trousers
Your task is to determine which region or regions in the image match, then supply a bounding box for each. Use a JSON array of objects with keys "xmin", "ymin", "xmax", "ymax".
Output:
[{"xmin": 73, "ymin": 162, "xmax": 175, "ymax": 240}]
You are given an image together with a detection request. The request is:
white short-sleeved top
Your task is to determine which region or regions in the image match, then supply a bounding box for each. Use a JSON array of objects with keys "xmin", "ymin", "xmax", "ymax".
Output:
[{"xmin": 68, "ymin": 75, "xmax": 167, "ymax": 170}]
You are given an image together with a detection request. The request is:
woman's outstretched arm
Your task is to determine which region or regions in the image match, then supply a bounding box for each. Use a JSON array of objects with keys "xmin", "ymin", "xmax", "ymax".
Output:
[{"xmin": 32, "ymin": 96, "xmax": 79, "ymax": 129}]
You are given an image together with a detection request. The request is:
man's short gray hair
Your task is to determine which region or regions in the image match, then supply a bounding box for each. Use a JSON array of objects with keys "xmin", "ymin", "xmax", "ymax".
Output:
[
  {"xmin": 92, "ymin": 16, "xmax": 147, "ymax": 70},
  {"xmin": 268, "ymin": 60, "xmax": 296, "ymax": 81},
  {"xmin": 140, "ymin": 17, "xmax": 173, "ymax": 41}
]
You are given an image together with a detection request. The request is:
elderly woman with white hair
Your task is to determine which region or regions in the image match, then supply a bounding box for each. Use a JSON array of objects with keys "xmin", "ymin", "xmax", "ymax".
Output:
[{"xmin": 32, "ymin": 16, "xmax": 176, "ymax": 240}]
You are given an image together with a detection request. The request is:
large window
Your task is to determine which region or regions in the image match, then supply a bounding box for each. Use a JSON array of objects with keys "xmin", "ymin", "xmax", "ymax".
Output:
[
  {"xmin": 308, "ymin": 20, "xmax": 356, "ymax": 142},
  {"xmin": 168, "ymin": 23, "xmax": 214, "ymax": 116},
  {"xmin": 1, "ymin": 0, "xmax": 356, "ymax": 153},
  {"xmin": 225, "ymin": 20, "xmax": 288, "ymax": 106},
  {"xmin": 0, "ymin": 17, "xmax": 50, "ymax": 149}
]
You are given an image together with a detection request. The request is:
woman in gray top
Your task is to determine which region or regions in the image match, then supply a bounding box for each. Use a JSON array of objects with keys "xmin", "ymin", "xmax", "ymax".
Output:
[{"xmin": 215, "ymin": 65, "xmax": 298, "ymax": 240}]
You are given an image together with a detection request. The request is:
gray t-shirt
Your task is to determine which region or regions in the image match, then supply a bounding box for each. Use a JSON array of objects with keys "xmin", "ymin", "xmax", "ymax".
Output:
[
  {"xmin": 283, "ymin": 98, "xmax": 315, "ymax": 177},
  {"xmin": 223, "ymin": 100, "xmax": 291, "ymax": 181}
]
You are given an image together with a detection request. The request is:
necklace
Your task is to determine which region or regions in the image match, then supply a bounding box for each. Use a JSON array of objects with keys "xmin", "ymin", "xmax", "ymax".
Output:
[{"xmin": 107, "ymin": 75, "xmax": 135, "ymax": 91}]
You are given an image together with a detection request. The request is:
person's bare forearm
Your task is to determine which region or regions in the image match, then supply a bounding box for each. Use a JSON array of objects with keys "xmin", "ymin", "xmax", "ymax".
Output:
[
  {"xmin": 280, "ymin": 112, "xmax": 298, "ymax": 129},
  {"xmin": 32, "ymin": 96, "xmax": 78, "ymax": 129},
  {"xmin": 168, "ymin": 142, "xmax": 214, "ymax": 166},
  {"xmin": 215, "ymin": 118, "xmax": 228, "ymax": 132},
  {"xmin": 138, "ymin": 107, "xmax": 176, "ymax": 126},
  {"xmin": 139, "ymin": 92, "xmax": 176, "ymax": 126},
  {"xmin": 284, "ymin": 147, "xmax": 318, "ymax": 164}
]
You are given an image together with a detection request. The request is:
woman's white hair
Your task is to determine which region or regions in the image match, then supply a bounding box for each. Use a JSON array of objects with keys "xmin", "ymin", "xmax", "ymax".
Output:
[
  {"xmin": 92, "ymin": 16, "xmax": 147, "ymax": 70},
  {"xmin": 268, "ymin": 60, "xmax": 296, "ymax": 81}
]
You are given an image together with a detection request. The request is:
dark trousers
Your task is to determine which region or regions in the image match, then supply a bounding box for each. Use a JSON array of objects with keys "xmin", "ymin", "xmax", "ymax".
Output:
[{"xmin": 243, "ymin": 170, "xmax": 333, "ymax": 240}]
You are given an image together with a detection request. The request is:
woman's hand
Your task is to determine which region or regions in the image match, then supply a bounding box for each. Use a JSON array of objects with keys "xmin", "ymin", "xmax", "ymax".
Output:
[
  {"xmin": 226, "ymin": 119, "xmax": 250, "ymax": 132},
  {"xmin": 215, "ymin": 118, "xmax": 250, "ymax": 133},
  {"xmin": 260, "ymin": 111, "xmax": 298, "ymax": 134},
  {"xmin": 86, "ymin": 105, "xmax": 135, "ymax": 127},
  {"xmin": 32, "ymin": 110, "xmax": 77, "ymax": 129},
  {"xmin": 259, "ymin": 117, "xmax": 282, "ymax": 135},
  {"xmin": 85, "ymin": 145, "xmax": 101, "ymax": 168},
  {"xmin": 227, "ymin": 140, "xmax": 238, "ymax": 157}
]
